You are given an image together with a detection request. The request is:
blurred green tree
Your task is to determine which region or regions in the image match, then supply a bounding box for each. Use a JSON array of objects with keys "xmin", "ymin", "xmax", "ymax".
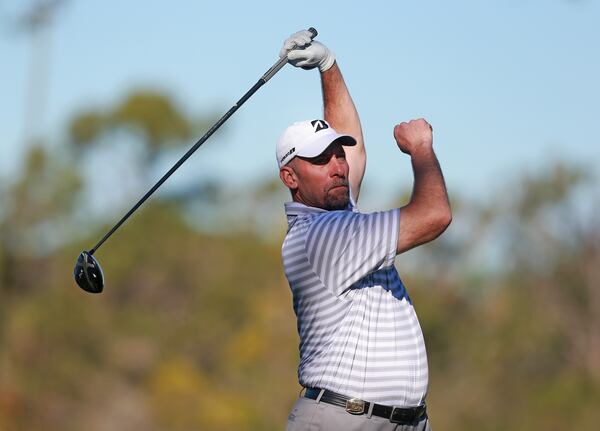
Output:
[
  {"xmin": 69, "ymin": 90, "xmax": 194, "ymax": 164},
  {"xmin": 1, "ymin": 85, "xmax": 599, "ymax": 430}
]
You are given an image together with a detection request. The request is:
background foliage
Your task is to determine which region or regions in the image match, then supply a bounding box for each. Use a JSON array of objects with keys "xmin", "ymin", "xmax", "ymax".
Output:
[{"xmin": 1, "ymin": 86, "xmax": 599, "ymax": 431}]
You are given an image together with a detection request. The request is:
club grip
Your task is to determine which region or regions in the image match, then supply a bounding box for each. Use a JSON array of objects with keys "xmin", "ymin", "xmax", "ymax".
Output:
[{"xmin": 260, "ymin": 27, "xmax": 319, "ymax": 83}]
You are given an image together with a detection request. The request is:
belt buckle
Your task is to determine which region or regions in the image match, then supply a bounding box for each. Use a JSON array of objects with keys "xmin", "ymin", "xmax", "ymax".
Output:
[
  {"xmin": 345, "ymin": 398, "xmax": 365, "ymax": 415},
  {"xmin": 390, "ymin": 407, "xmax": 411, "ymax": 424}
]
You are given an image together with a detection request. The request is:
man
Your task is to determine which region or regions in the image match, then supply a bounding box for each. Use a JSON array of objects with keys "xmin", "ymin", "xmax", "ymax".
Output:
[{"xmin": 277, "ymin": 30, "xmax": 451, "ymax": 431}]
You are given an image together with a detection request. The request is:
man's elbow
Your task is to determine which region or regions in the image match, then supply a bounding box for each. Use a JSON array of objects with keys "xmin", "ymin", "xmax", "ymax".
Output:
[
  {"xmin": 396, "ymin": 204, "xmax": 452, "ymax": 254},
  {"xmin": 413, "ymin": 207, "xmax": 453, "ymax": 244},
  {"xmin": 431, "ymin": 206, "xmax": 452, "ymax": 239}
]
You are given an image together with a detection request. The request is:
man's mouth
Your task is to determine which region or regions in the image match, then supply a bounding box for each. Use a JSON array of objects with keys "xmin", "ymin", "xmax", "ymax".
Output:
[{"xmin": 328, "ymin": 183, "xmax": 349, "ymax": 192}]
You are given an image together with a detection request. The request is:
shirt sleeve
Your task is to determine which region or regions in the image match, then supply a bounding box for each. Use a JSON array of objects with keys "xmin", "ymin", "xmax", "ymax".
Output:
[{"xmin": 305, "ymin": 208, "xmax": 400, "ymax": 296}]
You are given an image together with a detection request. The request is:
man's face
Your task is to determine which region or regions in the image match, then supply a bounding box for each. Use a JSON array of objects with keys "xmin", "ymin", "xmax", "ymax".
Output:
[{"xmin": 280, "ymin": 142, "xmax": 350, "ymax": 210}]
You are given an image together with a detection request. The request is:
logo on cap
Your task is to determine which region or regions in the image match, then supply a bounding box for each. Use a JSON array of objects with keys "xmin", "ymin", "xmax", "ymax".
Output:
[
  {"xmin": 280, "ymin": 147, "xmax": 295, "ymax": 164},
  {"xmin": 311, "ymin": 120, "xmax": 329, "ymax": 133}
]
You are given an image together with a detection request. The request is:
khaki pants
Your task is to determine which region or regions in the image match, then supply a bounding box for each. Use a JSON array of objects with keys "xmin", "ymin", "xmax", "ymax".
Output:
[{"xmin": 286, "ymin": 396, "xmax": 432, "ymax": 431}]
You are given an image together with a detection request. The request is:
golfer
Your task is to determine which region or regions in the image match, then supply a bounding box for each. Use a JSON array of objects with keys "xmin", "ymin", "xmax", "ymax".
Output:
[{"xmin": 277, "ymin": 31, "xmax": 451, "ymax": 431}]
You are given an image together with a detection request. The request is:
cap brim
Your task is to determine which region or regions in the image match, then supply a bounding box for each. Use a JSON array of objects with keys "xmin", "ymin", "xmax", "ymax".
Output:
[{"xmin": 295, "ymin": 133, "xmax": 357, "ymax": 159}]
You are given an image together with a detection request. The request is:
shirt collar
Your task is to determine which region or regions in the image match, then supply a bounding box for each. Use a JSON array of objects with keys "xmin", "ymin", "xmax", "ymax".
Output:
[{"xmin": 284, "ymin": 195, "xmax": 357, "ymax": 229}]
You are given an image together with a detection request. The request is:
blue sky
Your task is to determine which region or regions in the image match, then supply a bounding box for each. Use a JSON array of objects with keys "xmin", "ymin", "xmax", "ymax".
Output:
[{"xmin": 2, "ymin": 0, "xmax": 599, "ymax": 210}]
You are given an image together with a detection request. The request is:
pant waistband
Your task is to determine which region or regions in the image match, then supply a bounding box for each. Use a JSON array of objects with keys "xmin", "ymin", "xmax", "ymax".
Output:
[{"xmin": 304, "ymin": 387, "xmax": 427, "ymax": 424}]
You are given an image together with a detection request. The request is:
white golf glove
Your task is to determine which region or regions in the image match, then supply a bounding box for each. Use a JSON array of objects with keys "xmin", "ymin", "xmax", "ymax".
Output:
[{"xmin": 279, "ymin": 30, "xmax": 335, "ymax": 72}]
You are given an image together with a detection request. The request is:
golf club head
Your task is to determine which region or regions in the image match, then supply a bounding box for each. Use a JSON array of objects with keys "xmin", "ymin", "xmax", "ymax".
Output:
[{"xmin": 74, "ymin": 251, "xmax": 104, "ymax": 293}]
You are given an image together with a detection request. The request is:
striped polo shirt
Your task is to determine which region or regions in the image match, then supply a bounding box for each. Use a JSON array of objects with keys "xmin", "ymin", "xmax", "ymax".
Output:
[{"xmin": 282, "ymin": 201, "xmax": 428, "ymax": 407}]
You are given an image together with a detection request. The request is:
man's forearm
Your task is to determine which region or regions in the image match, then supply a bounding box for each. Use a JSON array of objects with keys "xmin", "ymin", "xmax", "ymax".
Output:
[
  {"xmin": 403, "ymin": 147, "xmax": 451, "ymax": 250},
  {"xmin": 396, "ymin": 145, "xmax": 451, "ymax": 254},
  {"xmin": 321, "ymin": 63, "xmax": 366, "ymax": 201},
  {"xmin": 410, "ymin": 147, "xmax": 450, "ymax": 215},
  {"xmin": 321, "ymin": 63, "xmax": 362, "ymax": 140}
]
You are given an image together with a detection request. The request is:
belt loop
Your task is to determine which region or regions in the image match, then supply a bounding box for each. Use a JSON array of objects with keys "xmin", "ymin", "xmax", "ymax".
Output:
[
  {"xmin": 366, "ymin": 401, "xmax": 374, "ymax": 419},
  {"xmin": 315, "ymin": 389, "xmax": 325, "ymax": 404}
]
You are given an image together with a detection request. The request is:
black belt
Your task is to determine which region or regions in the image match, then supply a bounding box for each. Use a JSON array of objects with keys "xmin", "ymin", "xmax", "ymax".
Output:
[{"xmin": 304, "ymin": 388, "xmax": 427, "ymax": 424}]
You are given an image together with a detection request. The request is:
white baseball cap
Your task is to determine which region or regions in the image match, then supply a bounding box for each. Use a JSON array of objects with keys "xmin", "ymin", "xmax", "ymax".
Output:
[{"xmin": 276, "ymin": 119, "xmax": 356, "ymax": 168}]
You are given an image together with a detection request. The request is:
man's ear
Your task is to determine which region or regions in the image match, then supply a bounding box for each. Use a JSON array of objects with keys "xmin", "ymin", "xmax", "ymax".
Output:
[{"xmin": 279, "ymin": 165, "xmax": 298, "ymax": 190}]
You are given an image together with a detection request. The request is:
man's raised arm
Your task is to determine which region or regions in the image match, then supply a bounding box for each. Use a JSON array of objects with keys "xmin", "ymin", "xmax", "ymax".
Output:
[
  {"xmin": 393, "ymin": 119, "xmax": 452, "ymax": 254},
  {"xmin": 280, "ymin": 30, "xmax": 366, "ymax": 202},
  {"xmin": 321, "ymin": 63, "xmax": 365, "ymax": 203}
]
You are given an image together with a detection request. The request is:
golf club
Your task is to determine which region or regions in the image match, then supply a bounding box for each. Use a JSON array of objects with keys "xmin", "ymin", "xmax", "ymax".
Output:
[{"xmin": 74, "ymin": 27, "xmax": 318, "ymax": 294}]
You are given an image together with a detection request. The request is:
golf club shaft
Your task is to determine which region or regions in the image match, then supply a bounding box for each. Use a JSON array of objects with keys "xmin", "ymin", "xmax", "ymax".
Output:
[{"xmin": 89, "ymin": 27, "xmax": 318, "ymax": 255}]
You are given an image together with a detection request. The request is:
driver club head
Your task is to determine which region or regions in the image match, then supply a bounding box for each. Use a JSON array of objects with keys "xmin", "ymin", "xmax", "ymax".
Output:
[{"xmin": 74, "ymin": 251, "xmax": 104, "ymax": 293}]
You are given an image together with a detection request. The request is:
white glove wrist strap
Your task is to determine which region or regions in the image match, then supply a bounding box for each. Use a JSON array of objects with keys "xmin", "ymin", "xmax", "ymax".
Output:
[{"xmin": 319, "ymin": 54, "xmax": 335, "ymax": 72}]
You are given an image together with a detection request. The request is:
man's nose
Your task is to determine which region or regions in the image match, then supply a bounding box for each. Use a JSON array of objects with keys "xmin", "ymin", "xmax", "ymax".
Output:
[{"xmin": 330, "ymin": 155, "xmax": 347, "ymax": 177}]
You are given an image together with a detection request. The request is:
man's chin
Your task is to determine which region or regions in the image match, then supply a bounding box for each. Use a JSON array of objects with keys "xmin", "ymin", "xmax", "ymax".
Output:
[{"xmin": 324, "ymin": 188, "xmax": 350, "ymax": 211}]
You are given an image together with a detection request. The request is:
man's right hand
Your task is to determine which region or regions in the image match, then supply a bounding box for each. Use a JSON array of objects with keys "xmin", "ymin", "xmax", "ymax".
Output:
[
  {"xmin": 393, "ymin": 119, "xmax": 433, "ymax": 156},
  {"xmin": 279, "ymin": 30, "xmax": 335, "ymax": 72}
]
